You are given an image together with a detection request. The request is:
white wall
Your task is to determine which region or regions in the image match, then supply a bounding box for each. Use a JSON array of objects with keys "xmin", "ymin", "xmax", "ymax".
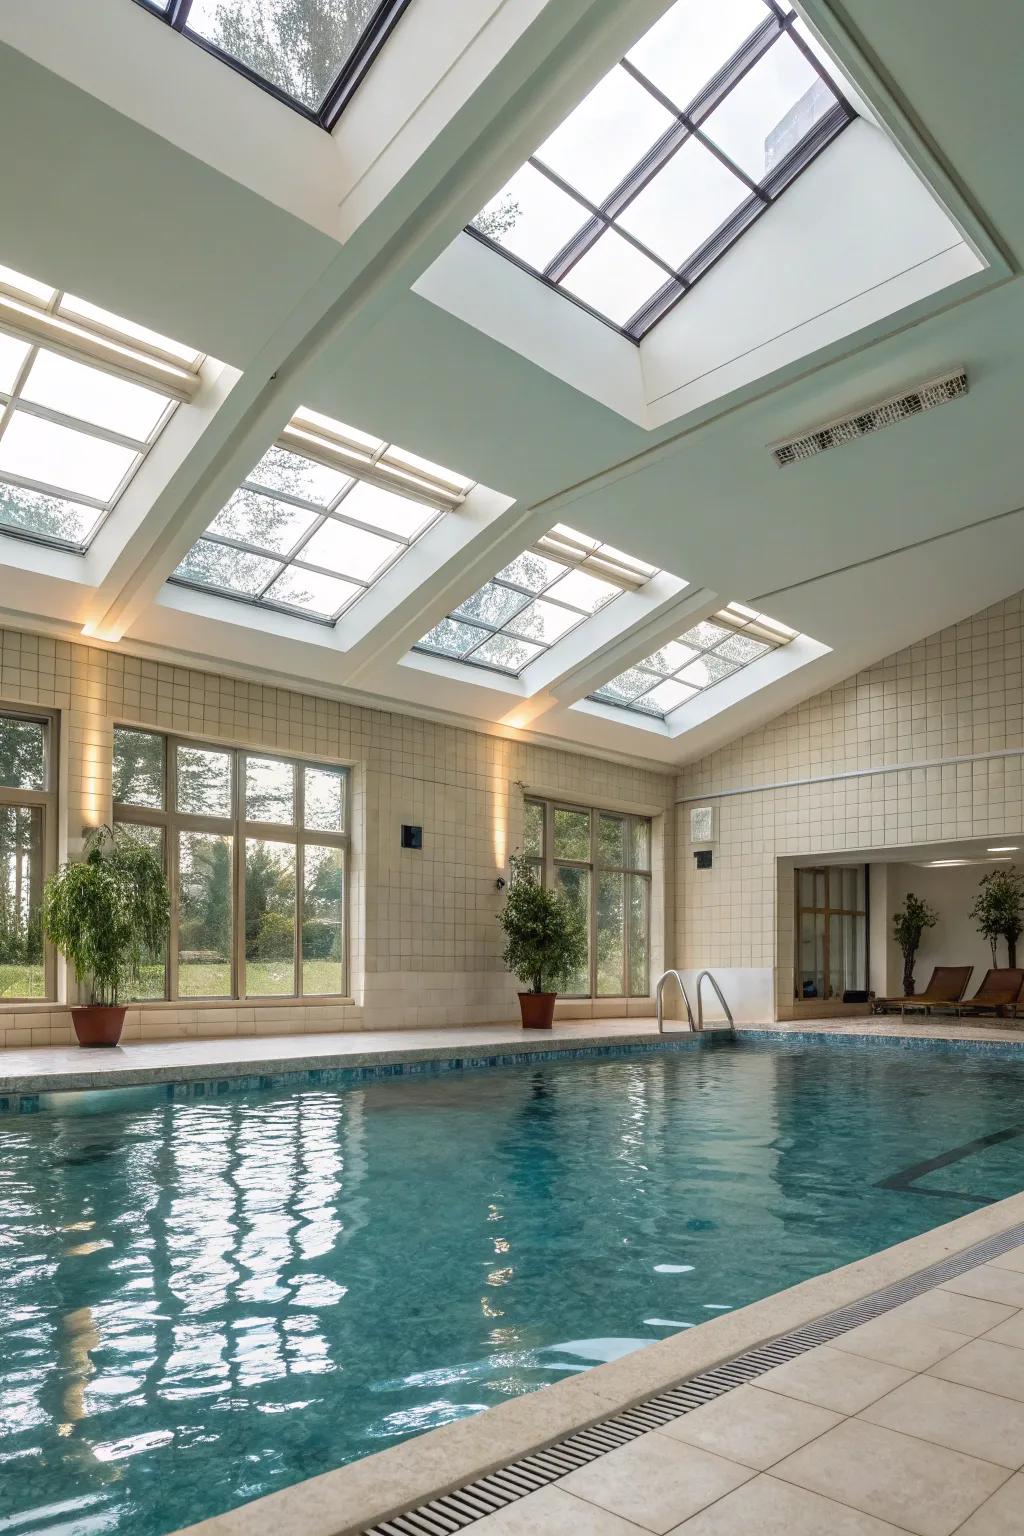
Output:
[
  {"xmin": 868, "ymin": 862, "xmax": 889, "ymax": 995},
  {"xmin": 642, "ymin": 119, "xmax": 980, "ymax": 424},
  {"xmin": 884, "ymin": 863, "xmax": 1011, "ymax": 995}
]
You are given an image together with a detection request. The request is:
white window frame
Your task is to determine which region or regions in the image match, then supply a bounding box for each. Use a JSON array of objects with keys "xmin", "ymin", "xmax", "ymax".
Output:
[
  {"xmin": 524, "ymin": 796, "xmax": 652, "ymax": 999},
  {"xmin": 113, "ymin": 727, "xmax": 349, "ymax": 1002},
  {"xmin": 0, "ymin": 704, "xmax": 58, "ymax": 1001}
]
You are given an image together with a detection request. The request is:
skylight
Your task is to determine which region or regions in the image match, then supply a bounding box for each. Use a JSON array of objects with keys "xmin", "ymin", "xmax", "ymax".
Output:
[
  {"xmin": 469, "ymin": 0, "xmax": 854, "ymax": 339},
  {"xmin": 133, "ymin": 0, "xmax": 413, "ymax": 128},
  {"xmin": 415, "ymin": 527, "xmax": 657, "ymax": 677},
  {"xmin": 0, "ymin": 264, "xmax": 202, "ymax": 551},
  {"xmin": 591, "ymin": 602, "xmax": 796, "ymax": 717},
  {"xmin": 171, "ymin": 408, "xmax": 473, "ymax": 624}
]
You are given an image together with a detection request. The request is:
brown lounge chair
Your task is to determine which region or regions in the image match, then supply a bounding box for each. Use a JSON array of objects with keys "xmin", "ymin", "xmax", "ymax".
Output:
[
  {"xmin": 951, "ymin": 968, "xmax": 1024, "ymax": 1018},
  {"xmin": 871, "ymin": 966, "xmax": 973, "ymax": 1016}
]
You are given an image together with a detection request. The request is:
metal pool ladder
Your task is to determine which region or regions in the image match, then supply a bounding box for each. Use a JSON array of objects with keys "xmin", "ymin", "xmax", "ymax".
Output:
[{"xmin": 656, "ymin": 969, "xmax": 735, "ymax": 1036}]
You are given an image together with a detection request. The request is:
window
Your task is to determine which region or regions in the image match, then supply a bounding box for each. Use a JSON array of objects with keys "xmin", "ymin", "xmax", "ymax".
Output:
[
  {"xmin": 523, "ymin": 797, "xmax": 651, "ymax": 997},
  {"xmin": 591, "ymin": 602, "xmax": 797, "ymax": 719},
  {"xmin": 416, "ymin": 526, "xmax": 657, "ymax": 677},
  {"xmin": 171, "ymin": 406, "xmax": 473, "ymax": 625},
  {"xmin": 469, "ymin": 0, "xmax": 854, "ymax": 339},
  {"xmin": 796, "ymin": 865, "xmax": 867, "ymax": 1000},
  {"xmin": 133, "ymin": 0, "xmax": 413, "ymax": 129},
  {"xmin": 0, "ymin": 262, "xmax": 202, "ymax": 550},
  {"xmin": 0, "ymin": 708, "xmax": 57, "ymax": 1000},
  {"xmin": 113, "ymin": 727, "xmax": 348, "ymax": 1000}
]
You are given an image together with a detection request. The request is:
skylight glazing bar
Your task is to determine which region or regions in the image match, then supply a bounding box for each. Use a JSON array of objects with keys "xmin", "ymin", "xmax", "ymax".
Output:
[
  {"xmin": 415, "ymin": 528, "xmax": 657, "ymax": 678},
  {"xmin": 0, "ymin": 265, "xmax": 196, "ymax": 552},
  {"xmin": 468, "ymin": 0, "xmax": 855, "ymax": 340},
  {"xmin": 0, "ymin": 292, "xmax": 200, "ymax": 401},
  {"xmin": 590, "ymin": 602, "xmax": 797, "ymax": 719},
  {"xmin": 171, "ymin": 408, "xmax": 473, "ymax": 626}
]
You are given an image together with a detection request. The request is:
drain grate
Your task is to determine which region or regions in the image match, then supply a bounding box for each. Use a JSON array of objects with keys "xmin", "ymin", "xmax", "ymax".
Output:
[{"xmin": 364, "ymin": 1219, "xmax": 1024, "ymax": 1535}]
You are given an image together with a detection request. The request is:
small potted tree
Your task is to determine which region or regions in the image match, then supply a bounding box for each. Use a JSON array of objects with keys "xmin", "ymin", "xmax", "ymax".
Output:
[
  {"xmin": 970, "ymin": 867, "xmax": 1024, "ymax": 967},
  {"xmin": 892, "ymin": 892, "xmax": 937, "ymax": 996},
  {"xmin": 42, "ymin": 826, "xmax": 170, "ymax": 1047},
  {"xmin": 497, "ymin": 854, "xmax": 587, "ymax": 1029}
]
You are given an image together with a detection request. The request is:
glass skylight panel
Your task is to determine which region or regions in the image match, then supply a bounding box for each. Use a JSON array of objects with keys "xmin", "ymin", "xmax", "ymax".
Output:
[
  {"xmin": 21, "ymin": 351, "xmax": 169, "ymax": 440},
  {"xmin": 177, "ymin": 540, "xmax": 280, "ymax": 596},
  {"xmin": 537, "ymin": 69, "xmax": 676, "ymax": 203},
  {"xmin": 0, "ymin": 266, "xmax": 54, "ymax": 305},
  {"xmin": 415, "ymin": 527, "xmax": 656, "ymax": 677},
  {"xmin": 0, "ymin": 413, "xmax": 137, "ymax": 502},
  {"xmin": 170, "ymin": 407, "xmax": 471, "ymax": 626},
  {"xmin": 627, "ymin": 0, "xmax": 768, "ymax": 107},
  {"xmin": 591, "ymin": 602, "xmax": 797, "ymax": 719},
  {"xmin": 467, "ymin": 0, "xmax": 853, "ymax": 339},
  {"xmin": 477, "ymin": 164, "xmax": 589, "ymax": 271},
  {"xmin": 57, "ymin": 295, "xmax": 202, "ymax": 367},
  {"xmin": 265, "ymin": 568, "xmax": 361, "ymax": 618},
  {"xmin": 134, "ymin": 0, "xmax": 414, "ymax": 128},
  {"xmin": 560, "ymin": 231, "xmax": 671, "ymax": 328},
  {"xmin": 0, "ymin": 261, "xmax": 200, "ymax": 550}
]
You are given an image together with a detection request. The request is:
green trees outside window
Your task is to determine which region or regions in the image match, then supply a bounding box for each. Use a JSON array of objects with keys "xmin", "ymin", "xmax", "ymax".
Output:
[
  {"xmin": 0, "ymin": 711, "xmax": 55, "ymax": 1000},
  {"xmin": 521, "ymin": 797, "xmax": 652, "ymax": 998},
  {"xmin": 113, "ymin": 726, "xmax": 347, "ymax": 1001}
]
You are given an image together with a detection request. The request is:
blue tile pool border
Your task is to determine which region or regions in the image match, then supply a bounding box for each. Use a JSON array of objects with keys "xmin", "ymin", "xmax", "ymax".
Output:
[{"xmin": 1, "ymin": 1026, "xmax": 1023, "ymax": 1115}]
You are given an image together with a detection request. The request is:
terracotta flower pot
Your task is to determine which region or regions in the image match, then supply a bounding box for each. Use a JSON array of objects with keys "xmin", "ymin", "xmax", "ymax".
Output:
[
  {"xmin": 71, "ymin": 1005, "xmax": 126, "ymax": 1048},
  {"xmin": 518, "ymin": 992, "xmax": 556, "ymax": 1030}
]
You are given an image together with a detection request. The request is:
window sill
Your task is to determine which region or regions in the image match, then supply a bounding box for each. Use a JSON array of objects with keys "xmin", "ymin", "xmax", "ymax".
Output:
[{"xmin": 1, "ymin": 995, "xmax": 356, "ymax": 1014}]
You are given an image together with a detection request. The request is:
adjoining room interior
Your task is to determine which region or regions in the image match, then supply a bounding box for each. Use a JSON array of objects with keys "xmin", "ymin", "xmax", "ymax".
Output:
[{"xmin": 2, "ymin": 1, "xmax": 1024, "ymax": 1533}]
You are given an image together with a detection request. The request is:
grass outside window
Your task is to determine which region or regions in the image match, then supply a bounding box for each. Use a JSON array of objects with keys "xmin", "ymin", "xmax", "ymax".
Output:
[{"xmin": 113, "ymin": 726, "xmax": 348, "ymax": 1003}]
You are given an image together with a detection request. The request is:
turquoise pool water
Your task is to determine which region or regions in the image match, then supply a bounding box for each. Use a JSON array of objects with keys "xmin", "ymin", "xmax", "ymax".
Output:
[{"xmin": 3, "ymin": 1037, "xmax": 1024, "ymax": 1535}]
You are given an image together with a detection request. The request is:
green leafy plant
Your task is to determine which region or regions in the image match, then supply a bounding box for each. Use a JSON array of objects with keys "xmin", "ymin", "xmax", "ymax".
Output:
[
  {"xmin": 970, "ymin": 867, "xmax": 1024, "ymax": 967},
  {"xmin": 892, "ymin": 892, "xmax": 937, "ymax": 995},
  {"xmin": 42, "ymin": 826, "xmax": 170, "ymax": 1007},
  {"xmin": 497, "ymin": 854, "xmax": 587, "ymax": 995}
]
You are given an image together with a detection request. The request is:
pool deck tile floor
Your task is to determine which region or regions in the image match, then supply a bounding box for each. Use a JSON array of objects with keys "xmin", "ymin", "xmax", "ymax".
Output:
[
  {"xmin": 1, "ymin": 1014, "xmax": 1023, "ymax": 1091},
  {"xmin": 459, "ymin": 1249, "xmax": 1024, "ymax": 1536}
]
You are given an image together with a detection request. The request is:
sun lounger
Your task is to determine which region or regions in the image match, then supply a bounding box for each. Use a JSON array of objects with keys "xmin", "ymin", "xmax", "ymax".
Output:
[
  {"xmin": 871, "ymin": 966, "xmax": 973, "ymax": 1015},
  {"xmin": 951, "ymin": 968, "xmax": 1024, "ymax": 1018}
]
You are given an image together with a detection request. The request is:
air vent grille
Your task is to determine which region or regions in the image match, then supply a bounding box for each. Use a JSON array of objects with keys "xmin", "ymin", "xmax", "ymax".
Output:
[{"xmin": 771, "ymin": 369, "xmax": 968, "ymax": 467}]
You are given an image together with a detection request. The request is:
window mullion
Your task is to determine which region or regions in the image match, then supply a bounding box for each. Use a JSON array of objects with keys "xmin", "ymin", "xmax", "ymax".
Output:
[
  {"xmin": 296, "ymin": 764, "xmax": 308, "ymax": 995},
  {"xmin": 233, "ymin": 749, "xmax": 245, "ymax": 1000}
]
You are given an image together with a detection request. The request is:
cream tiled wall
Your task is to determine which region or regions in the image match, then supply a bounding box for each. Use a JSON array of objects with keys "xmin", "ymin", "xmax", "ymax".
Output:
[
  {"xmin": 676, "ymin": 593, "xmax": 1024, "ymax": 1021},
  {"xmin": 0, "ymin": 626, "xmax": 674, "ymax": 1048}
]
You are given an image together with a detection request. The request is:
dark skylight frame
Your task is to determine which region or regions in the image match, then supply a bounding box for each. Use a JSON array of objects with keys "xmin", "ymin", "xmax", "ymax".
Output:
[
  {"xmin": 467, "ymin": 0, "xmax": 855, "ymax": 341},
  {"xmin": 132, "ymin": 0, "xmax": 414, "ymax": 129}
]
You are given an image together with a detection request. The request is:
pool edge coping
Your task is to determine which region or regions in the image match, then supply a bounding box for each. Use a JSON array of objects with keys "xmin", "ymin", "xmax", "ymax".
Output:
[
  {"xmin": 3, "ymin": 1018, "xmax": 1024, "ymax": 1102},
  {"xmin": 170, "ymin": 1188, "xmax": 1024, "ymax": 1536}
]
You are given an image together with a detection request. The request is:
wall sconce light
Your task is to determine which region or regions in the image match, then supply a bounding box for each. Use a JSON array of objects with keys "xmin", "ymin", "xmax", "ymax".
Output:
[{"xmin": 496, "ymin": 876, "xmax": 506, "ymax": 891}]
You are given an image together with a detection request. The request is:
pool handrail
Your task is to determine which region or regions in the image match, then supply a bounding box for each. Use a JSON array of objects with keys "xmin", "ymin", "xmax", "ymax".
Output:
[
  {"xmin": 655, "ymin": 970, "xmax": 696, "ymax": 1032},
  {"xmin": 656, "ymin": 969, "xmax": 735, "ymax": 1035},
  {"xmin": 695, "ymin": 969, "xmax": 735, "ymax": 1034}
]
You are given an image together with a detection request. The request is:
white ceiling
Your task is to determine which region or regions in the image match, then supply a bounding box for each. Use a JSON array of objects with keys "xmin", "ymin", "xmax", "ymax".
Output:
[{"xmin": 0, "ymin": 0, "xmax": 1021, "ymax": 771}]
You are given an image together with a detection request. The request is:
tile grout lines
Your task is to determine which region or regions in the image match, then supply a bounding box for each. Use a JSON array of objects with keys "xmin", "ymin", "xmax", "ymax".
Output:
[{"xmin": 363, "ymin": 1222, "xmax": 1024, "ymax": 1535}]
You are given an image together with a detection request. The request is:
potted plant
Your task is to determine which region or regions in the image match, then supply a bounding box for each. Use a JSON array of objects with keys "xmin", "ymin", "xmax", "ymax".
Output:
[
  {"xmin": 892, "ymin": 892, "xmax": 937, "ymax": 995},
  {"xmin": 42, "ymin": 826, "xmax": 170, "ymax": 1047},
  {"xmin": 970, "ymin": 867, "xmax": 1024, "ymax": 967},
  {"xmin": 497, "ymin": 854, "xmax": 587, "ymax": 1029}
]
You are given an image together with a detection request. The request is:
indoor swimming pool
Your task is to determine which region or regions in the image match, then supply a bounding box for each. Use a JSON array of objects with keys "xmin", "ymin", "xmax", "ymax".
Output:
[{"xmin": 3, "ymin": 1036, "xmax": 1024, "ymax": 1536}]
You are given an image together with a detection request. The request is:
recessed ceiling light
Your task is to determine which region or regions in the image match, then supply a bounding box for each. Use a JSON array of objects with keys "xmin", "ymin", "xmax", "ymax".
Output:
[
  {"xmin": 918, "ymin": 856, "xmax": 1012, "ymax": 868},
  {"xmin": 988, "ymin": 845, "xmax": 1019, "ymax": 852}
]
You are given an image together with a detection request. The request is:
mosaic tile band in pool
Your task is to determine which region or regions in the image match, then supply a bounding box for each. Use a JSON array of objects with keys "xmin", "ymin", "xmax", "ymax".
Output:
[{"xmin": 2, "ymin": 1028, "xmax": 1024, "ymax": 1114}]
